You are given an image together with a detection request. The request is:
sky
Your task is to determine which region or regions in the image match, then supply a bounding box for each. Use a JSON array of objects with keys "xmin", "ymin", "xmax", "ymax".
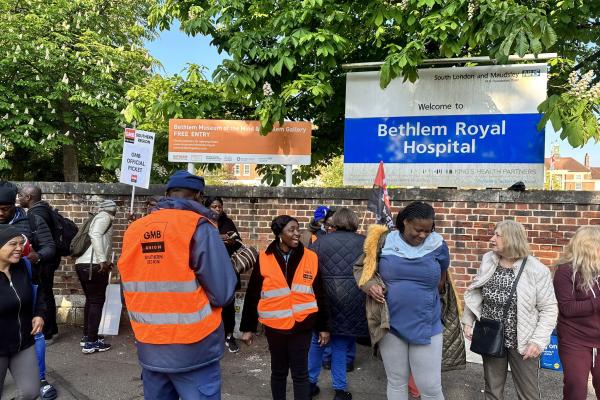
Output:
[
  {"xmin": 544, "ymin": 127, "xmax": 599, "ymax": 165},
  {"xmin": 144, "ymin": 21, "xmax": 225, "ymax": 77},
  {"xmin": 146, "ymin": 24, "xmax": 599, "ymax": 167}
]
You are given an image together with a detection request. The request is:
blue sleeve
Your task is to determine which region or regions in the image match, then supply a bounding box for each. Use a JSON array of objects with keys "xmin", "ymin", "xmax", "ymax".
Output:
[
  {"xmin": 190, "ymin": 221, "xmax": 237, "ymax": 307},
  {"xmin": 437, "ymin": 242, "xmax": 450, "ymax": 272}
]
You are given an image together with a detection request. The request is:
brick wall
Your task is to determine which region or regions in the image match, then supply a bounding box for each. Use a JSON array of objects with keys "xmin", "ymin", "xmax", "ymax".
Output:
[{"xmin": 26, "ymin": 182, "xmax": 600, "ymax": 324}]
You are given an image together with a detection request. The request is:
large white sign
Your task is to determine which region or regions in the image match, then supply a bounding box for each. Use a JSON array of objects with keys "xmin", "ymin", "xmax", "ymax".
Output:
[
  {"xmin": 119, "ymin": 128, "xmax": 155, "ymax": 189},
  {"xmin": 344, "ymin": 64, "xmax": 548, "ymax": 188}
]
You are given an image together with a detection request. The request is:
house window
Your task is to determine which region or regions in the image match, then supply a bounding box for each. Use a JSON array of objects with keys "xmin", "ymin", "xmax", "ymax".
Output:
[
  {"xmin": 243, "ymin": 164, "xmax": 251, "ymax": 176},
  {"xmin": 575, "ymin": 182, "xmax": 582, "ymax": 190},
  {"xmin": 234, "ymin": 164, "xmax": 240, "ymax": 176}
]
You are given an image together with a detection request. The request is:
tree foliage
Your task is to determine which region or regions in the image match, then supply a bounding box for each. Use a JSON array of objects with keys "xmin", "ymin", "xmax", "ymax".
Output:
[
  {"xmin": 0, "ymin": 0, "xmax": 155, "ymax": 181},
  {"xmin": 145, "ymin": 0, "xmax": 599, "ymax": 184},
  {"xmin": 116, "ymin": 64, "xmax": 253, "ymax": 182}
]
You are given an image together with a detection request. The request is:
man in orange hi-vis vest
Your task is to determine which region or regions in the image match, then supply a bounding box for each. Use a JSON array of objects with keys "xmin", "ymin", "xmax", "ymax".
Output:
[{"xmin": 119, "ymin": 170, "xmax": 237, "ymax": 400}]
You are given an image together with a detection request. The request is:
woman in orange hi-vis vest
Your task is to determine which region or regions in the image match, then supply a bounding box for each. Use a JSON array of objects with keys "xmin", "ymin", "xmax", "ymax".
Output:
[{"xmin": 240, "ymin": 215, "xmax": 330, "ymax": 400}]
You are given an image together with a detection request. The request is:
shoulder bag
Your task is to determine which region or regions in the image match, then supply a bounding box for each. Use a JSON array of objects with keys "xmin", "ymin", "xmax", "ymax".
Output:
[
  {"xmin": 230, "ymin": 239, "xmax": 258, "ymax": 274},
  {"xmin": 470, "ymin": 257, "xmax": 527, "ymax": 358}
]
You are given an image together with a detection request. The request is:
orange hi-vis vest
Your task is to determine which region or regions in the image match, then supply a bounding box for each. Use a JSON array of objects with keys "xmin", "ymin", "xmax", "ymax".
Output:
[
  {"xmin": 257, "ymin": 249, "xmax": 319, "ymax": 330},
  {"xmin": 118, "ymin": 209, "xmax": 222, "ymax": 345}
]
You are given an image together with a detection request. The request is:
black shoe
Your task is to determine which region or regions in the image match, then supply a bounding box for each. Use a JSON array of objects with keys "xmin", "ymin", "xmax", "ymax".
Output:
[
  {"xmin": 40, "ymin": 379, "xmax": 57, "ymax": 400},
  {"xmin": 310, "ymin": 383, "xmax": 320, "ymax": 398},
  {"xmin": 333, "ymin": 390, "xmax": 352, "ymax": 400},
  {"xmin": 225, "ymin": 336, "xmax": 240, "ymax": 353},
  {"xmin": 322, "ymin": 360, "xmax": 331, "ymax": 370}
]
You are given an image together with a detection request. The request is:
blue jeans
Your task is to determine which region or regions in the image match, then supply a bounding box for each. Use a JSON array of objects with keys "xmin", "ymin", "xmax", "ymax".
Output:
[
  {"xmin": 34, "ymin": 332, "xmax": 46, "ymax": 380},
  {"xmin": 323, "ymin": 340, "xmax": 355, "ymax": 364},
  {"xmin": 308, "ymin": 333, "xmax": 355, "ymax": 391},
  {"xmin": 142, "ymin": 361, "xmax": 221, "ymax": 400}
]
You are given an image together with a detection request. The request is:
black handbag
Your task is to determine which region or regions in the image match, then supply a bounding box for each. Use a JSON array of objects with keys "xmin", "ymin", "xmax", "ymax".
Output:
[{"xmin": 470, "ymin": 257, "xmax": 527, "ymax": 358}]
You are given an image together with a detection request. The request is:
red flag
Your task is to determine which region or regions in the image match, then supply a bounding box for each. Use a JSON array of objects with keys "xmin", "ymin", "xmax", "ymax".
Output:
[{"xmin": 367, "ymin": 161, "xmax": 395, "ymax": 229}]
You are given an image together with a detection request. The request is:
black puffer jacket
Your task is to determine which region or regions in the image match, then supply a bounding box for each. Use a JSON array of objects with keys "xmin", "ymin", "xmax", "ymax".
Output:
[
  {"xmin": 310, "ymin": 230, "xmax": 368, "ymax": 337},
  {"xmin": 8, "ymin": 207, "xmax": 56, "ymax": 263},
  {"xmin": 27, "ymin": 201, "xmax": 62, "ymax": 268}
]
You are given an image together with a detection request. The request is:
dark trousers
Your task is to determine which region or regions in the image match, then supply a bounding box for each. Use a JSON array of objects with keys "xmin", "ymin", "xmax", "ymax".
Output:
[
  {"xmin": 40, "ymin": 263, "xmax": 59, "ymax": 338},
  {"xmin": 558, "ymin": 340, "xmax": 600, "ymax": 400},
  {"xmin": 222, "ymin": 301, "xmax": 236, "ymax": 336},
  {"xmin": 265, "ymin": 328, "xmax": 312, "ymax": 400},
  {"xmin": 75, "ymin": 264, "xmax": 109, "ymax": 342}
]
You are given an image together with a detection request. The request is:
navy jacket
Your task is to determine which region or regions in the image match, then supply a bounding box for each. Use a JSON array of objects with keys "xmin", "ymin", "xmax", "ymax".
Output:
[
  {"xmin": 133, "ymin": 198, "xmax": 237, "ymax": 373},
  {"xmin": 310, "ymin": 230, "xmax": 368, "ymax": 337}
]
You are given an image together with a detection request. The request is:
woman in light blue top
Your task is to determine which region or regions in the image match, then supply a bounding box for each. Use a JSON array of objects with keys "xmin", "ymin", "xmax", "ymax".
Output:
[{"xmin": 366, "ymin": 201, "xmax": 449, "ymax": 400}]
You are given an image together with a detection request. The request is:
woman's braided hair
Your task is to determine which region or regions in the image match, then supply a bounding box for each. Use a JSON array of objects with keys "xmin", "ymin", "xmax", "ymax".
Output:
[{"xmin": 395, "ymin": 201, "xmax": 436, "ymax": 233}]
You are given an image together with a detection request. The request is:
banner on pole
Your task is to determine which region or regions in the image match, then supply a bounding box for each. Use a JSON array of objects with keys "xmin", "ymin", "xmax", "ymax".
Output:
[
  {"xmin": 168, "ymin": 119, "xmax": 312, "ymax": 165},
  {"xmin": 344, "ymin": 64, "xmax": 548, "ymax": 188},
  {"xmin": 367, "ymin": 161, "xmax": 395, "ymax": 229},
  {"xmin": 119, "ymin": 128, "xmax": 155, "ymax": 189}
]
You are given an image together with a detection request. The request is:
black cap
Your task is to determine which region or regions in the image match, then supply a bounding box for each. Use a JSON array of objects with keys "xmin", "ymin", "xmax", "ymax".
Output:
[
  {"xmin": 0, "ymin": 181, "xmax": 17, "ymax": 204},
  {"xmin": 0, "ymin": 225, "xmax": 21, "ymax": 248}
]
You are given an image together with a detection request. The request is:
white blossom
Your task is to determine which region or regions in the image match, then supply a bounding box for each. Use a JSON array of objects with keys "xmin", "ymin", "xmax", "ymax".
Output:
[
  {"xmin": 2, "ymin": 114, "xmax": 8, "ymax": 119},
  {"xmin": 24, "ymin": 130, "xmax": 30, "ymax": 137},
  {"xmin": 35, "ymin": 75, "xmax": 40, "ymax": 81},
  {"xmin": 0, "ymin": 152, "xmax": 6, "ymax": 159},
  {"xmin": 263, "ymin": 81, "xmax": 274, "ymax": 97},
  {"xmin": 24, "ymin": 108, "xmax": 28, "ymax": 114},
  {"xmin": 65, "ymin": 131, "xmax": 70, "ymax": 137},
  {"xmin": 75, "ymin": 116, "xmax": 79, "ymax": 122},
  {"xmin": 28, "ymin": 118, "xmax": 34, "ymax": 125},
  {"xmin": 62, "ymin": 74, "xmax": 69, "ymax": 84}
]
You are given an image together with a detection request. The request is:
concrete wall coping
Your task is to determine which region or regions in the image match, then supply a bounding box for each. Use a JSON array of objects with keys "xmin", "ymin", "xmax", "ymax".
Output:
[{"xmin": 21, "ymin": 182, "xmax": 600, "ymax": 205}]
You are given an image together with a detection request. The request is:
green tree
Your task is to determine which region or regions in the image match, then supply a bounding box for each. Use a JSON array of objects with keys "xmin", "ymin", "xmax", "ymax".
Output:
[
  {"xmin": 0, "ymin": 0, "xmax": 155, "ymax": 181},
  {"xmin": 114, "ymin": 64, "xmax": 252, "ymax": 183},
  {"xmin": 147, "ymin": 0, "xmax": 599, "ymax": 184}
]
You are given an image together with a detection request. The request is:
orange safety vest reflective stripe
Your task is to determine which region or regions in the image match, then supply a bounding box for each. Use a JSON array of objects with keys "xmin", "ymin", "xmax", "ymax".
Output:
[
  {"xmin": 257, "ymin": 249, "xmax": 318, "ymax": 330},
  {"xmin": 119, "ymin": 209, "xmax": 222, "ymax": 345}
]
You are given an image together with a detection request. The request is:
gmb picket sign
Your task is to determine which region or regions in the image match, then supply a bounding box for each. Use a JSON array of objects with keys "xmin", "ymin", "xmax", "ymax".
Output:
[{"xmin": 344, "ymin": 64, "xmax": 547, "ymax": 188}]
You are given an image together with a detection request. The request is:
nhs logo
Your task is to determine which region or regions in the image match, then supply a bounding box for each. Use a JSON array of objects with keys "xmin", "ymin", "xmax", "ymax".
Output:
[{"xmin": 522, "ymin": 69, "xmax": 541, "ymax": 77}]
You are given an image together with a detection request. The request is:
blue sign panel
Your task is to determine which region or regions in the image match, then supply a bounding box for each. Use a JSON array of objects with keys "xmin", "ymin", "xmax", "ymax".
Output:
[{"xmin": 344, "ymin": 113, "xmax": 544, "ymax": 164}]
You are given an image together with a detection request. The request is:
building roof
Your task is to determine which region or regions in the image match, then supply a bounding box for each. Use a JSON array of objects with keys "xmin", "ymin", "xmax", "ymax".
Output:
[
  {"xmin": 544, "ymin": 157, "xmax": 590, "ymax": 173},
  {"xmin": 591, "ymin": 167, "xmax": 600, "ymax": 180}
]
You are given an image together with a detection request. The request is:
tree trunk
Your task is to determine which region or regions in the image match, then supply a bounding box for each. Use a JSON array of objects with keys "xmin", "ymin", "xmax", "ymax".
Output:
[
  {"xmin": 59, "ymin": 96, "xmax": 78, "ymax": 182},
  {"xmin": 62, "ymin": 143, "xmax": 79, "ymax": 182}
]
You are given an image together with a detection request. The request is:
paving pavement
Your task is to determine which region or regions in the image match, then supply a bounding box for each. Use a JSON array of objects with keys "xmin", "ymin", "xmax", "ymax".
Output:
[{"xmin": 3, "ymin": 325, "xmax": 595, "ymax": 399}]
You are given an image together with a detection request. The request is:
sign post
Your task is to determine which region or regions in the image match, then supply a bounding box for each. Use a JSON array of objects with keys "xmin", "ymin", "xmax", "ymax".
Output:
[{"xmin": 119, "ymin": 128, "xmax": 156, "ymax": 214}]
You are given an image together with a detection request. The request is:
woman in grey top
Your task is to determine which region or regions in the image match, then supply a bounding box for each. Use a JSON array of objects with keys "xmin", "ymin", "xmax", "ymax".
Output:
[{"xmin": 462, "ymin": 220, "xmax": 557, "ymax": 400}]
